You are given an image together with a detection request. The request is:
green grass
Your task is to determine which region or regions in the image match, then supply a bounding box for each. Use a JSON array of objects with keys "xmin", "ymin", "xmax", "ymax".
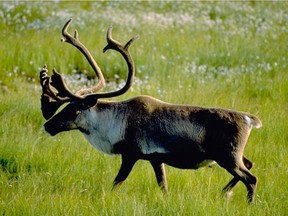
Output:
[{"xmin": 1, "ymin": 1, "xmax": 288, "ymax": 215}]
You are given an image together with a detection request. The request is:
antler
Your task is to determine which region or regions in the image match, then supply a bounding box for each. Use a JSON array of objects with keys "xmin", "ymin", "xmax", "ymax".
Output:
[
  {"xmin": 61, "ymin": 19, "xmax": 105, "ymax": 96},
  {"xmin": 40, "ymin": 19, "xmax": 138, "ymax": 119},
  {"xmin": 86, "ymin": 26, "xmax": 139, "ymax": 99},
  {"xmin": 40, "ymin": 65, "xmax": 80, "ymax": 120}
]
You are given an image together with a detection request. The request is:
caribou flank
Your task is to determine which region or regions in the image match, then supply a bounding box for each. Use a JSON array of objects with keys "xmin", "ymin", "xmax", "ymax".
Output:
[{"xmin": 40, "ymin": 19, "xmax": 262, "ymax": 203}]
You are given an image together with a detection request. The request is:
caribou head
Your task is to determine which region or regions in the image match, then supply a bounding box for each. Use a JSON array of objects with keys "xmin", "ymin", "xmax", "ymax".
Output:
[{"xmin": 40, "ymin": 19, "xmax": 138, "ymax": 135}]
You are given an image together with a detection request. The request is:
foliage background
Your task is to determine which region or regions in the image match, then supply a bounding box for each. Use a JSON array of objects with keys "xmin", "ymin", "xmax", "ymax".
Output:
[{"xmin": 0, "ymin": 1, "xmax": 287, "ymax": 215}]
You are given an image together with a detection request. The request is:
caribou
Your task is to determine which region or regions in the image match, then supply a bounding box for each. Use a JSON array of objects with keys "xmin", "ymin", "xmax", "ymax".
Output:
[{"xmin": 40, "ymin": 19, "xmax": 262, "ymax": 203}]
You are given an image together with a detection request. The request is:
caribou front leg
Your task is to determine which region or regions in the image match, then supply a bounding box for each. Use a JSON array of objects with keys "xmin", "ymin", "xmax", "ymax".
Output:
[{"xmin": 112, "ymin": 156, "xmax": 137, "ymax": 190}]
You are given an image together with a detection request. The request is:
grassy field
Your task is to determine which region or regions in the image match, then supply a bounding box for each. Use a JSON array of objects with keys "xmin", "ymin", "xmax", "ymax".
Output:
[{"xmin": 1, "ymin": 1, "xmax": 288, "ymax": 215}]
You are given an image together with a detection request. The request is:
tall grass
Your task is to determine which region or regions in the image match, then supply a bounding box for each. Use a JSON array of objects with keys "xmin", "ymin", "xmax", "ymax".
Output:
[{"xmin": 1, "ymin": 1, "xmax": 288, "ymax": 215}]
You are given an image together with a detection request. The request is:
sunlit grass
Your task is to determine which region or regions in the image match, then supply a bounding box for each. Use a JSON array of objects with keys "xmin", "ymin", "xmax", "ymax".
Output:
[{"xmin": 1, "ymin": 1, "xmax": 288, "ymax": 215}]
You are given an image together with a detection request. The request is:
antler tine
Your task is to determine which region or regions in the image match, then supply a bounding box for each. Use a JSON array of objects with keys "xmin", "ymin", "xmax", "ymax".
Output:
[
  {"xmin": 40, "ymin": 65, "xmax": 73, "ymax": 120},
  {"xmin": 61, "ymin": 19, "xmax": 105, "ymax": 96},
  {"xmin": 104, "ymin": 26, "xmax": 139, "ymax": 52},
  {"xmin": 124, "ymin": 35, "xmax": 140, "ymax": 50},
  {"xmin": 40, "ymin": 65, "xmax": 70, "ymax": 102},
  {"xmin": 104, "ymin": 27, "xmax": 122, "ymax": 50},
  {"xmin": 50, "ymin": 68, "xmax": 81, "ymax": 100},
  {"xmin": 40, "ymin": 65, "xmax": 57, "ymax": 101}
]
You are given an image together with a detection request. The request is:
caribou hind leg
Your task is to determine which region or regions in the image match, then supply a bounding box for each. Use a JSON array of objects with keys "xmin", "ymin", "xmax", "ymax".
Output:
[
  {"xmin": 222, "ymin": 156, "xmax": 253, "ymax": 193},
  {"xmin": 219, "ymin": 156, "xmax": 257, "ymax": 203}
]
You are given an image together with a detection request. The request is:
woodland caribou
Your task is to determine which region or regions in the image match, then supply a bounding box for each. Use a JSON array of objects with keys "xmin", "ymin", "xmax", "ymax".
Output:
[{"xmin": 40, "ymin": 19, "xmax": 262, "ymax": 203}]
